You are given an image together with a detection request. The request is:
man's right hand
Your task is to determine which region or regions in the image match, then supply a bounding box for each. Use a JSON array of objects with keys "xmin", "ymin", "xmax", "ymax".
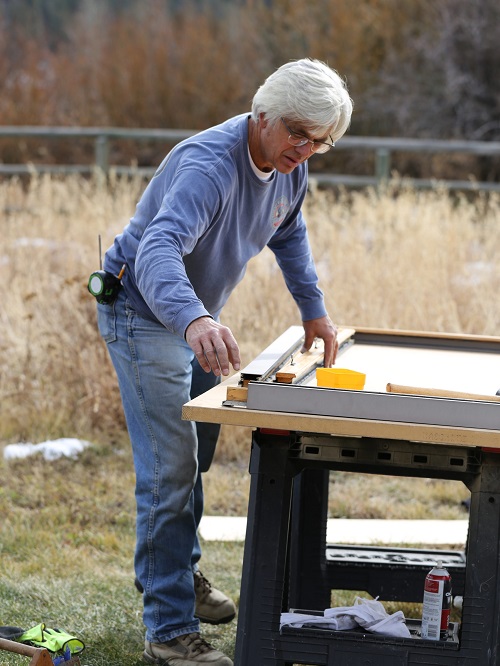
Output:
[{"xmin": 185, "ymin": 316, "xmax": 241, "ymax": 377}]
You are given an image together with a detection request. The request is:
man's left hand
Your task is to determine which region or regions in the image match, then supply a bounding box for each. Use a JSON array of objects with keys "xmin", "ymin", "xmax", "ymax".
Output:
[{"xmin": 301, "ymin": 315, "xmax": 338, "ymax": 367}]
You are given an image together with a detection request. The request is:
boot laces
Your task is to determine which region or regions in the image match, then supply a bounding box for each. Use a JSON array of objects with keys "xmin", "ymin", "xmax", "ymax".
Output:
[
  {"xmin": 181, "ymin": 632, "xmax": 213, "ymax": 656},
  {"xmin": 194, "ymin": 571, "xmax": 212, "ymax": 596}
]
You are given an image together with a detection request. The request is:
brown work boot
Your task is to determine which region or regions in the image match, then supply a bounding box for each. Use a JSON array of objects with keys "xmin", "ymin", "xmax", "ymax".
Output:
[
  {"xmin": 194, "ymin": 571, "xmax": 236, "ymax": 625},
  {"xmin": 143, "ymin": 632, "xmax": 233, "ymax": 665}
]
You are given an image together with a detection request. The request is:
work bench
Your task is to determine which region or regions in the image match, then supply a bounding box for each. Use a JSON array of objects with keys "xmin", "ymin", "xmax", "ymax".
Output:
[{"xmin": 183, "ymin": 327, "xmax": 500, "ymax": 666}]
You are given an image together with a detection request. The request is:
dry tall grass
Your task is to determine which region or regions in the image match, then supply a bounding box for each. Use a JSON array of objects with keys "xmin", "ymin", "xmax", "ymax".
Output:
[{"xmin": 1, "ymin": 174, "xmax": 500, "ymax": 462}]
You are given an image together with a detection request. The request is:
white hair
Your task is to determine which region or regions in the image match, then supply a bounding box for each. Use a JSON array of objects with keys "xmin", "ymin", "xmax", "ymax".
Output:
[{"xmin": 251, "ymin": 58, "xmax": 353, "ymax": 143}]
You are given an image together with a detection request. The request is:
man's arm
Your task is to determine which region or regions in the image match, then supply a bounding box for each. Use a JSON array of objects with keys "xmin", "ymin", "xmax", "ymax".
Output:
[{"xmin": 268, "ymin": 203, "xmax": 339, "ymax": 366}]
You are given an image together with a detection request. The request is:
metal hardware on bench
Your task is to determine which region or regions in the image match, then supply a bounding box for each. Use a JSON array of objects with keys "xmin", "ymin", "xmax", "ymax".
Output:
[
  {"xmin": 294, "ymin": 435, "xmax": 480, "ymax": 478},
  {"xmin": 239, "ymin": 326, "xmax": 305, "ymax": 383}
]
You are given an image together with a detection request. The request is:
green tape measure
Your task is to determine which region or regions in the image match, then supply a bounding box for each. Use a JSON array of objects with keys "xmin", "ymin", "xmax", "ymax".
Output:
[{"xmin": 87, "ymin": 270, "xmax": 122, "ymax": 304}]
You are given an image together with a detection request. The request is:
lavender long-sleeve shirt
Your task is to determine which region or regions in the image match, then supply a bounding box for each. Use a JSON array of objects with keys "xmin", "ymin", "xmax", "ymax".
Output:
[{"xmin": 104, "ymin": 113, "xmax": 327, "ymax": 338}]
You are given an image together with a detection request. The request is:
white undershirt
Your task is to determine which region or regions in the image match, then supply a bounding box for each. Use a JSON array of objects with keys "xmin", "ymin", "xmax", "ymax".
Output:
[{"xmin": 248, "ymin": 145, "xmax": 275, "ymax": 181}]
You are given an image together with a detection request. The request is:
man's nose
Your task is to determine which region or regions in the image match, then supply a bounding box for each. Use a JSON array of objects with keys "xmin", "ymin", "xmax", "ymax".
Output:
[{"xmin": 295, "ymin": 142, "xmax": 313, "ymax": 157}]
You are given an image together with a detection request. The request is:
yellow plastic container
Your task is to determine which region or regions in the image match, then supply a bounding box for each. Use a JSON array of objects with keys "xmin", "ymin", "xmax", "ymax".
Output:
[{"xmin": 316, "ymin": 367, "xmax": 366, "ymax": 390}]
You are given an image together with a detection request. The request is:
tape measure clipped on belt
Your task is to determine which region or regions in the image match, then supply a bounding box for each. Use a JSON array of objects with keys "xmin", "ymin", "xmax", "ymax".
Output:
[{"xmin": 87, "ymin": 270, "xmax": 122, "ymax": 304}]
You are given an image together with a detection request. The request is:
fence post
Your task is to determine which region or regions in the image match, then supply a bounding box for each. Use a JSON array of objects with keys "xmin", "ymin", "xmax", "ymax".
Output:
[
  {"xmin": 94, "ymin": 135, "xmax": 109, "ymax": 174},
  {"xmin": 375, "ymin": 148, "xmax": 390, "ymax": 182}
]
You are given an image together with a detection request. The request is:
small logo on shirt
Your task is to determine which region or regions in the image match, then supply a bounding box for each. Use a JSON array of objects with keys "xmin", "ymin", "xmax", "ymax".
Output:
[{"xmin": 271, "ymin": 195, "xmax": 290, "ymax": 229}]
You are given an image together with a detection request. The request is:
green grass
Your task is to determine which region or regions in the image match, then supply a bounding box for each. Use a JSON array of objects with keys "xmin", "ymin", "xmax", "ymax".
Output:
[
  {"xmin": 0, "ymin": 442, "xmax": 465, "ymax": 665},
  {"xmin": 0, "ymin": 443, "xmax": 243, "ymax": 665},
  {"xmin": 0, "ymin": 543, "xmax": 243, "ymax": 666}
]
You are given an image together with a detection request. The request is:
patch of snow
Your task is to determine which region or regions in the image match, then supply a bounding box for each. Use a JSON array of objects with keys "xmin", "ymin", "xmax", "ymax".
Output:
[{"xmin": 3, "ymin": 438, "xmax": 92, "ymax": 461}]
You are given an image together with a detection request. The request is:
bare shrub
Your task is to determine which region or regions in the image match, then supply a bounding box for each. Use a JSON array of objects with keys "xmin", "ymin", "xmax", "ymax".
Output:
[
  {"xmin": 1, "ymin": 0, "xmax": 499, "ymax": 180},
  {"xmin": 359, "ymin": 0, "xmax": 500, "ymax": 142}
]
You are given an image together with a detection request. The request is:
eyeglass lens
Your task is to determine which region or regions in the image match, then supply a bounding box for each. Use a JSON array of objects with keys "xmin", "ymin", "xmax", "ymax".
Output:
[
  {"xmin": 287, "ymin": 136, "xmax": 330, "ymax": 153},
  {"xmin": 281, "ymin": 118, "xmax": 332, "ymax": 153}
]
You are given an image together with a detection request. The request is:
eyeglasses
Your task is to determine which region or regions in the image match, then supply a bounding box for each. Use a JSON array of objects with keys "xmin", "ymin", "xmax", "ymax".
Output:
[{"xmin": 280, "ymin": 117, "xmax": 335, "ymax": 154}]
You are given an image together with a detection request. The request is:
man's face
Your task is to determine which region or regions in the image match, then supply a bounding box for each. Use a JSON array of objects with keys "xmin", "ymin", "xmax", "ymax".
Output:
[{"xmin": 257, "ymin": 116, "xmax": 331, "ymax": 174}]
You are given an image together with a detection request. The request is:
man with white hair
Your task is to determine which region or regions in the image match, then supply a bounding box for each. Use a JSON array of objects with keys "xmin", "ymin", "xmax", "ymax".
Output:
[{"xmin": 96, "ymin": 58, "xmax": 353, "ymax": 665}]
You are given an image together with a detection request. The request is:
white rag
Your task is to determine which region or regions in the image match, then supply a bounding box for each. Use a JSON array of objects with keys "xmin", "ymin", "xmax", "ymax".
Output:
[{"xmin": 280, "ymin": 596, "xmax": 411, "ymax": 638}]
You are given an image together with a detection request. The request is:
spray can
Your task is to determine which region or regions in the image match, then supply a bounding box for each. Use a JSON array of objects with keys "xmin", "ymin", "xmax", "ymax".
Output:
[{"xmin": 421, "ymin": 560, "xmax": 452, "ymax": 640}]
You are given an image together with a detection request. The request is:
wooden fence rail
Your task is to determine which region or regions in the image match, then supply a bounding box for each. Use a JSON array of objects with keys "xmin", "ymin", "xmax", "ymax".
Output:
[{"xmin": 1, "ymin": 126, "xmax": 500, "ymax": 191}]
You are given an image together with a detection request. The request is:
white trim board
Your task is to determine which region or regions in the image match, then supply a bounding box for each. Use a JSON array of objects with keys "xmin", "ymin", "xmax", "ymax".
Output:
[{"xmin": 199, "ymin": 517, "xmax": 468, "ymax": 546}]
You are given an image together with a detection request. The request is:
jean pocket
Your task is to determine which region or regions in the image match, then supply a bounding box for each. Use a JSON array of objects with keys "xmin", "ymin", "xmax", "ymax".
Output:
[{"xmin": 97, "ymin": 301, "xmax": 117, "ymax": 343}]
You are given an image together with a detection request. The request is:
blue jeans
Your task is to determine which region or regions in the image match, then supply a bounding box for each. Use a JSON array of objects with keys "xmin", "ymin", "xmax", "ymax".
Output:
[{"xmin": 97, "ymin": 290, "xmax": 220, "ymax": 642}]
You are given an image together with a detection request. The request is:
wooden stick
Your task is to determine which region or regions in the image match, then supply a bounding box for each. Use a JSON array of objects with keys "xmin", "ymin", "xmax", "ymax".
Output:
[
  {"xmin": 0, "ymin": 638, "xmax": 54, "ymax": 665},
  {"xmin": 386, "ymin": 383, "xmax": 500, "ymax": 403},
  {"xmin": 226, "ymin": 327, "xmax": 357, "ymax": 401},
  {"xmin": 30, "ymin": 650, "xmax": 56, "ymax": 666},
  {"xmin": 275, "ymin": 345, "xmax": 324, "ymax": 384},
  {"xmin": 226, "ymin": 386, "xmax": 248, "ymax": 402},
  {"xmin": 275, "ymin": 327, "xmax": 356, "ymax": 384}
]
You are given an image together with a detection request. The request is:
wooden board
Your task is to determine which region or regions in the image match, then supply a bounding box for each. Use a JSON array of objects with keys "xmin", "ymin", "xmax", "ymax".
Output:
[
  {"xmin": 183, "ymin": 374, "xmax": 500, "ymax": 448},
  {"xmin": 275, "ymin": 327, "xmax": 356, "ymax": 384},
  {"xmin": 387, "ymin": 383, "xmax": 500, "ymax": 403}
]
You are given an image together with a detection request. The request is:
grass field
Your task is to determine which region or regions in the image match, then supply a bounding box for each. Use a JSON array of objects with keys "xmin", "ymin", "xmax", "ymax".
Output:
[
  {"xmin": 0, "ymin": 442, "xmax": 465, "ymax": 666},
  {"xmin": 0, "ymin": 444, "xmax": 242, "ymax": 665},
  {"xmin": 1, "ymin": 175, "xmax": 498, "ymax": 664}
]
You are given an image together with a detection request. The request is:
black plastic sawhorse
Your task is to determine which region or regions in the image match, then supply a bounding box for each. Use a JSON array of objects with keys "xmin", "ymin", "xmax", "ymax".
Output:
[
  {"xmin": 287, "ymin": 468, "xmax": 465, "ymax": 609},
  {"xmin": 234, "ymin": 428, "xmax": 500, "ymax": 665}
]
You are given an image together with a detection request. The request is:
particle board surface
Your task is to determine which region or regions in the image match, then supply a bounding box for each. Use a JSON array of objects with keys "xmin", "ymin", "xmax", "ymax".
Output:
[{"xmin": 336, "ymin": 343, "xmax": 500, "ymax": 396}]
